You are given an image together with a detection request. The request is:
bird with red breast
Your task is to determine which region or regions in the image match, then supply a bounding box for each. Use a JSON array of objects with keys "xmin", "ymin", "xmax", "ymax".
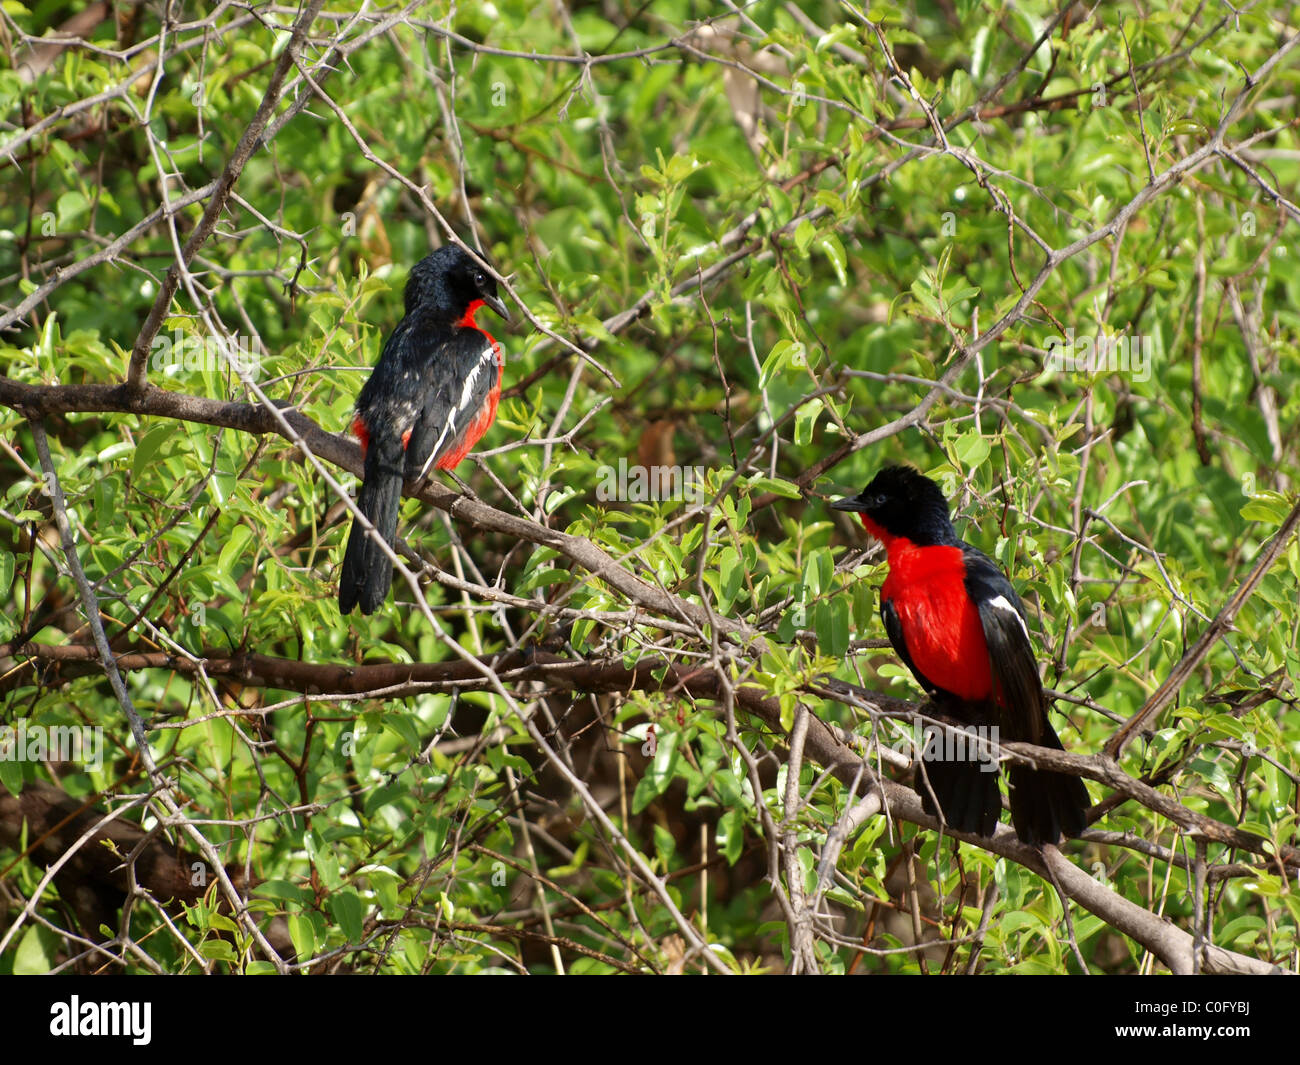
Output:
[
  {"xmin": 339, "ymin": 245, "xmax": 509, "ymax": 616},
  {"xmin": 832, "ymin": 466, "xmax": 1089, "ymax": 844}
]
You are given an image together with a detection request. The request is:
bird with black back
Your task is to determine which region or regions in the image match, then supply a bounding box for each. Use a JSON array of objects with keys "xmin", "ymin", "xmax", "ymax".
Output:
[
  {"xmin": 338, "ymin": 245, "xmax": 509, "ymax": 616},
  {"xmin": 832, "ymin": 465, "xmax": 1090, "ymax": 845}
]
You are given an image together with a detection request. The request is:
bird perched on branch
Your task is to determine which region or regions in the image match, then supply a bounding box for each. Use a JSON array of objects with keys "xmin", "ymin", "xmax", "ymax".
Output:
[
  {"xmin": 832, "ymin": 466, "xmax": 1089, "ymax": 845},
  {"xmin": 338, "ymin": 245, "xmax": 509, "ymax": 616}
]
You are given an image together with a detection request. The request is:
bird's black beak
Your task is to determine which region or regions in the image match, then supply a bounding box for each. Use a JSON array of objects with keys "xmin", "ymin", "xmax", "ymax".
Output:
[
  {"xmin": 831, "ymin": 494, "xmax": 869, "ymax": 513},
  {"xmin": 484, "ymin": 292, "xmax": 510, "ymax": 322}
]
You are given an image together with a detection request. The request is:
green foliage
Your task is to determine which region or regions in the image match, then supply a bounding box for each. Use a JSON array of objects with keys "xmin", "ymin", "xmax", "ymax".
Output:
[{"xmin": 0, "ymin": 0, "xmax": 1296, "ymax": 974}]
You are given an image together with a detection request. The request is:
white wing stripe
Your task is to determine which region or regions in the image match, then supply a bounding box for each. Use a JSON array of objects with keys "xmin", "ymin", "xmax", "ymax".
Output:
[
  {"xmin": 417, "ymin": 344, "xmax": 495, "ymax": 479},
  {"xmin": 987, "ymin": 594, "xmax": 1030, "ymax": 640},
  {"xmin": 456, "ymin": 349, "xmax": 490, "ymax": 412}
]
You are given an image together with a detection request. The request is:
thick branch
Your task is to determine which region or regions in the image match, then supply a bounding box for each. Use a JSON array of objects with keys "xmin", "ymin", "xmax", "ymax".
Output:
[{"xmin": 0, "ymin": 378, "xmax": 762, "ymax": 645}]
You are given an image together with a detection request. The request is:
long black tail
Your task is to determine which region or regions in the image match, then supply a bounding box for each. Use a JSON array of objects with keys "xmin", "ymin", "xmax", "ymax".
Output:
[
  {"xmin": 1007, "ymin": 720, "xmax": 1090, "ymax": 845},
  {"xmin": 916, "ymin": 709, "xmax": 1089, "ymax": 844},
  {"xmin": 916, "ymin": 726, "xmax": 1003, "ymax": 838},
  {"xmin": 338, "ymin": 435, "xmax": 404, "ymax": 615}
]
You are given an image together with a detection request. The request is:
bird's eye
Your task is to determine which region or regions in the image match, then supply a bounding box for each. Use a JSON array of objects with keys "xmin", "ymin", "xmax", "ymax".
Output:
[{"xmin": 473, "ymin": 271, "xmax": 486, "ymax": 287}]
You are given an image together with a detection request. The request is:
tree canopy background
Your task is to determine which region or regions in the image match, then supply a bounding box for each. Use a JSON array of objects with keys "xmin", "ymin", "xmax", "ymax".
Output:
[{"xmin": 0, "ymin": 0, "xmax": 1297, "ymax": 975}]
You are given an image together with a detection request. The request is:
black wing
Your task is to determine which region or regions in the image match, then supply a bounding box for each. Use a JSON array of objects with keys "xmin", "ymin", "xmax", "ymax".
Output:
[
  {"xmin": 961, "ymin": 542, "xmax": 1044, "ymax": 743},
  {"xmin": 353, "ymin": 317, "xmax": 434, "ymax": 446},
  {"xmin": 404, "ymin": 330, "xmax": 498, "ymax": 479},
  {"xmin": 963, "ymin": 543, "xmax": 1090, "ymax": 843}
]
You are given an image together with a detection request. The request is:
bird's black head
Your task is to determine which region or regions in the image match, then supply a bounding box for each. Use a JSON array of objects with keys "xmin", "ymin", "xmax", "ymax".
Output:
[
  {"xmin": 404, "ymin": 245, "xmax": 509, "ymax": 324},
  {"xmin": 831, "ymin": 465, "xmax": 957, "ymax": 547}
]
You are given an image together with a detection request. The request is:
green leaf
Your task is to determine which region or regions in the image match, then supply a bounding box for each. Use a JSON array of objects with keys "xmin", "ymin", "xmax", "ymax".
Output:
[
  {"xmin": 199, "ymin": 939, "xmax": 237, "ymax": 962},
  {"xmin": 794, "ymin": 398, "xmax": 824, "ymax": 447},
  {"xmin": 816, "ymin": 233, "xmax": 848, "ymax": 285},
  {"xmin": 632, "ymin": 730, "xmax": 681, "ymax": 814},
  {"xmin": 287, "ymin": 913, "xmax": 317, "ymax": 959},
  {"xmin": 955, "ymin": 432, "xmax": 990, "ymax": 467},
  {"xmin": 13, "ymin": 926, "xmax": 55, "ymax": 974},
  {"xmin": 717, "ymin": 546, "xmax": 743, "ymax": 611},
  {"xmin": 1240, "ymin": 491, "xmax": 1292, "ymax": 525},
  {"xmin": 852, "ymin": 580, "xmax": 874, "ymax": 632},
  {"xmin": 329, "ymin": 889, "xmax": 365, "ymax": 942},
  {"xmin": 0, "ymin": 755, "xmax": 22, "ymax": 797},
  {"xmin": 747, "ymin": 475, "xmax": 802, "ymax": 500},
  {"xmin": 759, "ymin": 338, "xmax": 806, "ymax": 388},
  {"xmin": 717, "ymin": 808, "xmax": 745, "ymax": 865},
  {"xmin": 132, "ymin": 424, "xmax": 173, "ymax": 481},
  {"xmin": 255, "ymin": 880, "xmax": 311, "ymax": 904},
  {"xmin": 217, "ymin": 524, "xmax": 253, "ymax": 577}
]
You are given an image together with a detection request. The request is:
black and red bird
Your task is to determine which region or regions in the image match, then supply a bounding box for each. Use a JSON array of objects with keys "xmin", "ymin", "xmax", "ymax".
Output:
[
  {"xmin": 832, "ymin": 466, "xmax": 1089, "ymax": 845},
  {"xmin": 338, "ymin": 245, "xmax": 509, "ymax": 615}
]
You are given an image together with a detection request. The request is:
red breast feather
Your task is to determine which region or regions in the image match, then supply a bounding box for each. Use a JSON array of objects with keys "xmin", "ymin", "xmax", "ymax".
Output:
[{"xmin": 881, "ymin": 543, "xmax": 994, "ymax": 701}]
